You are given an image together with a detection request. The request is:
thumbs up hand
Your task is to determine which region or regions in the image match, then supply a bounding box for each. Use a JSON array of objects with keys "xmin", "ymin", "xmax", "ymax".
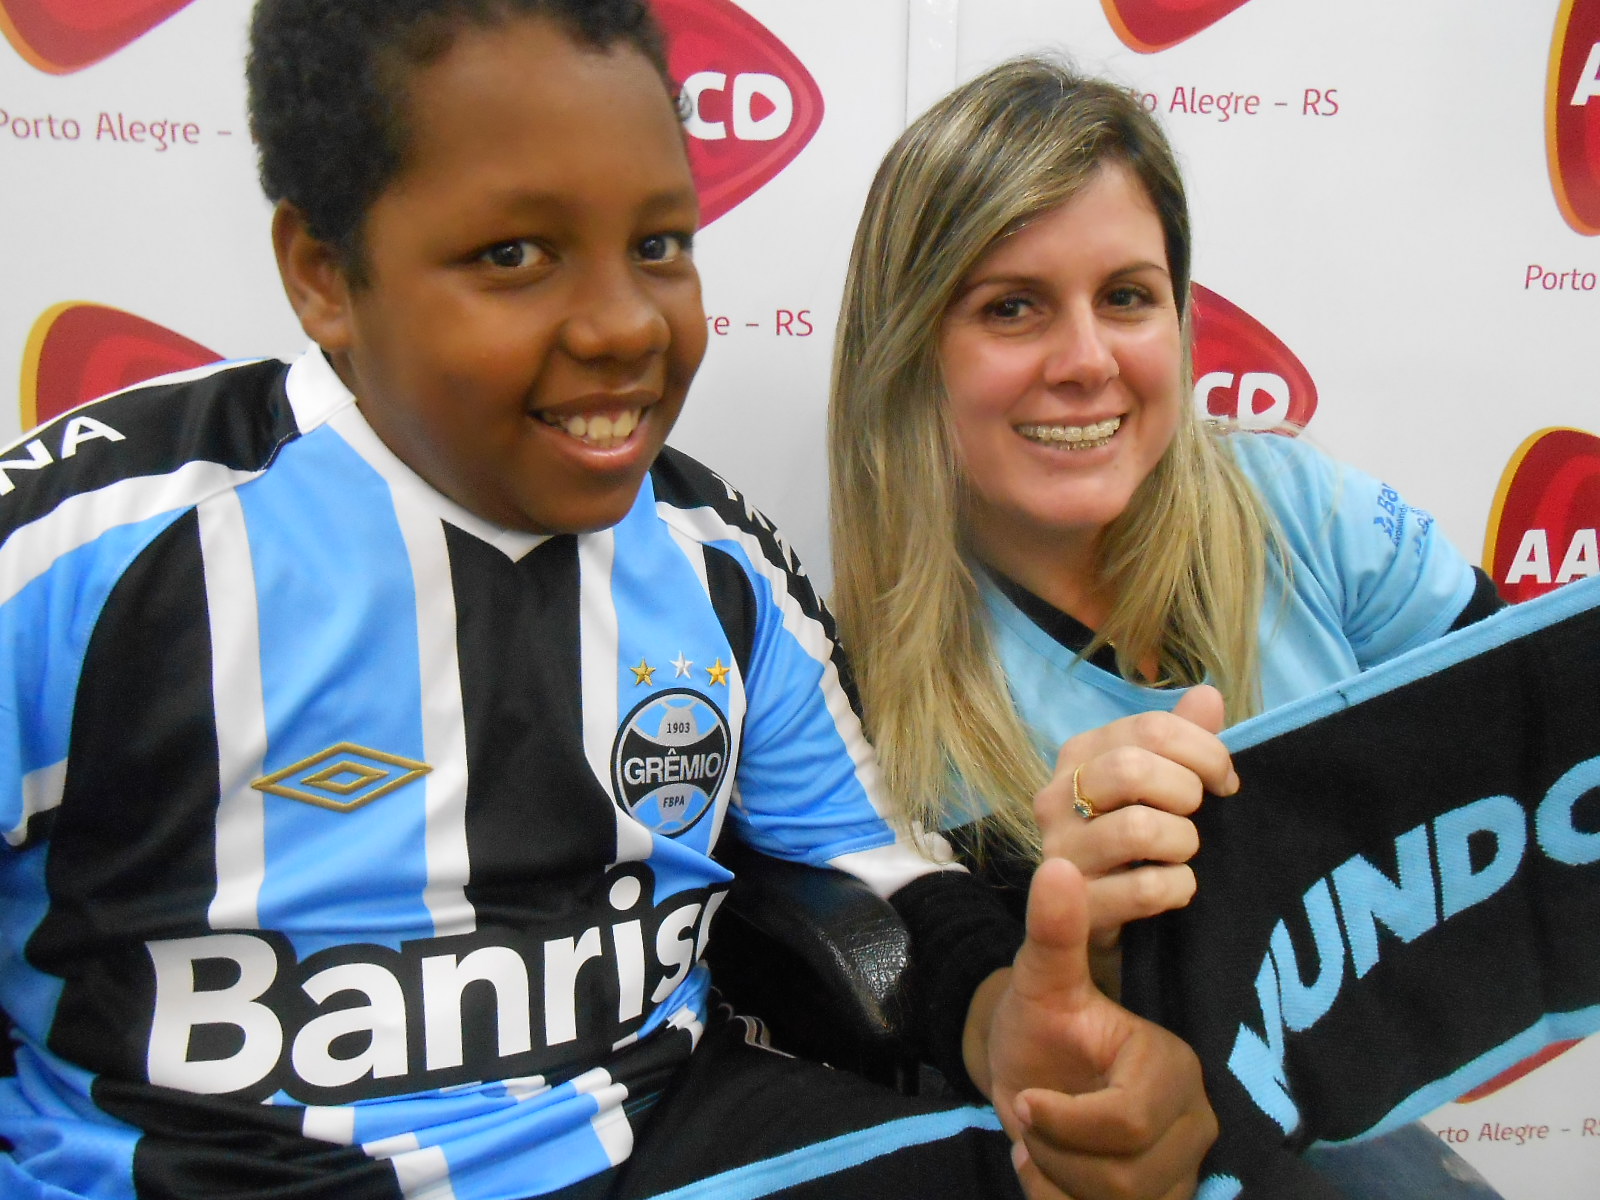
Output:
[{"xmin": 964, "ymin": 857, "xmax": 1217, "ymax": 1200}]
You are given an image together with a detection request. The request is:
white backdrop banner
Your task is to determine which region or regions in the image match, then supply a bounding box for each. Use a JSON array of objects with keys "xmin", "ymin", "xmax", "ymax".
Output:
[{"xmin": 2, "ymin": 2, "xmax": 1596, "ymax": 1195}]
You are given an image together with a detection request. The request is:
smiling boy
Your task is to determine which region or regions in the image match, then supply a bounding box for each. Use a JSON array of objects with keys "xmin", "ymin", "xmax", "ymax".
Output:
[{"xmin": 0, "ymin": 3, "xmax": 1214, "ymax": 1198}]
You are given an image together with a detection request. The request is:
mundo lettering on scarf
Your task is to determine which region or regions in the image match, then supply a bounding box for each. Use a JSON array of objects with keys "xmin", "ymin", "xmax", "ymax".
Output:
[{"xmin": 1121, "ymin": 575, "xmax": 1600, "ymax": 1199}]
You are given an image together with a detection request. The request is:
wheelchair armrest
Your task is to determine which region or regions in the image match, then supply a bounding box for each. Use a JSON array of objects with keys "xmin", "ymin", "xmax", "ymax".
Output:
[{"xmin": 706, "ymin": 839, "xmax": 918, "ymax": 1090}]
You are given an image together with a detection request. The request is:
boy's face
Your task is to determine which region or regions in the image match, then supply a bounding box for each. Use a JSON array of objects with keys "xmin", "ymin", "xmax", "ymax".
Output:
[{"xmin": 303, "ymin": 17, "xmax": 707, "ymax": 534}]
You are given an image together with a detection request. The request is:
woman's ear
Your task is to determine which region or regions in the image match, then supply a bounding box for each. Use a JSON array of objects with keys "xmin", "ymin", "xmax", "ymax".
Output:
[{"xmin": 272, "ymin": 200, "xmax": 354, "ymax": 352}]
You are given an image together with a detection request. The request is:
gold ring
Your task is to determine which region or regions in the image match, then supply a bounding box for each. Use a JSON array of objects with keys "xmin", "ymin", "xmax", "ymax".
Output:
[{"xmin": 1071, "ymin": 764, "xmax": 1099, "ymax": 820}]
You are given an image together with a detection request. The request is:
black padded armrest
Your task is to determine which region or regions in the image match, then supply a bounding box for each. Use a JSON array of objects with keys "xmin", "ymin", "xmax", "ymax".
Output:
[{"xmin": 705, "ymin": 839, "xmax": 917, "ymax": 1088}]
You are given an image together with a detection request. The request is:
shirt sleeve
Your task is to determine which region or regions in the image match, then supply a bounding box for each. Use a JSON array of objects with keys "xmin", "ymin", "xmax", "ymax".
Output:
[{"xmin": 1235, "ymin": 434, "xmax": 1478, "ymax": 669}]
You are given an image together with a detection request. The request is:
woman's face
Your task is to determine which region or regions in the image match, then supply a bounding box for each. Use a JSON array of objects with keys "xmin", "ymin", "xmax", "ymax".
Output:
[{"xmin": 938, "ymin": 162, "xmax": 1184, "ymax": 571}]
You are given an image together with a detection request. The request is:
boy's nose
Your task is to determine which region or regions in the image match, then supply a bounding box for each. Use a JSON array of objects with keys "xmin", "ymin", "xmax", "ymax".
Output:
[
  {"xmin": 1042, "ymin": 308, "xmax": 1119, "ymax": 390},
  {"xmin": 560, "ymin": 264, "xmax": 671, "ymax": 364}
]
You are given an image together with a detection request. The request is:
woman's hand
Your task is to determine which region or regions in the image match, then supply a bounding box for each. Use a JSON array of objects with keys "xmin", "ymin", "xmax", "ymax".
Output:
[{"xmin": 1034, "ymin": 685, "xmax": 1237, "ymax": 948}]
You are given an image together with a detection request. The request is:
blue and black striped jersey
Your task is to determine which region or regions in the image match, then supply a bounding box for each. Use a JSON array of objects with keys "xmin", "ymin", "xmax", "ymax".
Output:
[{"xmin": 0, "ymin": 348, "xmax": 955, "ymax": 1199}]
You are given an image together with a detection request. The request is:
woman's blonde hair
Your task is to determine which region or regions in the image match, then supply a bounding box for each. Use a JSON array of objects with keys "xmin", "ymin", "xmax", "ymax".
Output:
[{"xmin": 828, "ymin": 56, "xmax": 1277, "ymax": 858}]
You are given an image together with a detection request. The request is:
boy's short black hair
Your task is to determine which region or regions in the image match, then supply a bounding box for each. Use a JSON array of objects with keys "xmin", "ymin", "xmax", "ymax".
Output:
[{"xmin": 246, "ymin": 0, "xmax": 673, "ymax": 282}]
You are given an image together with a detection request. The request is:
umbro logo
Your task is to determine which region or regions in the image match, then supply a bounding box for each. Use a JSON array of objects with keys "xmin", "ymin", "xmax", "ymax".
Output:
[{"xmin": 252, "ymin": 743, "xmax": 431, "ymax": 812}]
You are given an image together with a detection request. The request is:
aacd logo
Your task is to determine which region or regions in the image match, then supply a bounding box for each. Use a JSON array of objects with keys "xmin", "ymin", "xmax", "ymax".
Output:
[
  {"xmin": 1485, "ymin": 427, "xmax": 1600, "ymax": 604},
  {"xmin": 1100, "ymin": 0, "xmax": 1254, "ymax": 52},
  {"xmin": 21, "ymin": 303, "xmax": 219, "ymax": 430},
  {"xmin": 0, "ymin": 0, "xmax": 194, "ymax": 73},
  {"xmin": 1190, "ymin": 284, "xmax": 1318, "ymax": 430},
  {"xmin": 653, "ymin": 0, "xmax": 823, "ymax": 225},
  {"xmin": 1548, "ymin": 0, "xmax": 1600, "ymax": 235}
]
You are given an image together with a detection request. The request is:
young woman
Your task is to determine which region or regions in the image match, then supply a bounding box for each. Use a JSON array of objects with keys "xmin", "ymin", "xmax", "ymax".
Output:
[
  {"xmin": 829, "ymin": 55, "xmax": 1498, "ymax": 940},
  {"xmin": 828, "ymin": 54, "xmax": 1505, "ymax": 1200}
]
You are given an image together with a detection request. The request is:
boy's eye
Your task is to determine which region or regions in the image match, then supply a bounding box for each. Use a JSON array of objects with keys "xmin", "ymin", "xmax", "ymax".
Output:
[
  {"xmin": 636, "ymin": 233, "xmax": 693, "ymax": 264},
  {"xmin": 479, "ymin": 240, "xmax": 547, "ymax": 270}
]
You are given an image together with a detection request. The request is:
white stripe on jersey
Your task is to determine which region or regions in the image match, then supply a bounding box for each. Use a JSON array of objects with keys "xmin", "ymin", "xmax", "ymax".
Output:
[
  {"xmin": 199, "ymin": 490, "xmax": 269, "ymax": 930},
  {"xmin": 573, "ymin": 1067, "xmax": 633, "ymax": 1167},
  {"xmin": 9, "ymin": 758, "xmax": 66, "ymax": 846},
  {"xmin": 301, "ymin": 1104, "xmax": 357, "ymax": 1145},
  {"xmin": 367, "ymin": 1136, "xmax": 456, "ymax": 1200},
  {"xmin": 578, "ymin": 530, "xmax": 655, "ymax": 865},
  {"xmin": 390, "ymin": 489, "xmax": 476, "ymax": 939},
  {"xmin": 658, "ymin": 504, "xmax": 884, "ymax": 812},
  {"xmin": 0, "ymin": 459, "xmax": 271, "ymax": 606},
  {"xmin": 664, "ymin": 523, "xmax": 746, "ymax": 851},
  {"xmin": 660, "ymin": 502, "xmax": 957, "ymax": 898}
]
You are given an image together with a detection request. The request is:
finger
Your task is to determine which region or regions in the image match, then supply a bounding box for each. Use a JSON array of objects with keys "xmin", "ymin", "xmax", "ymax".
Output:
[
  {"xmin": 1046, "ymin": 801, "xmax": 1200, "ymax": 872},
  {"xmin": 1171, "ymin": 683, "xmax": 1225, "ymax": 734},
  {"xmin": 1016, "ymin": 1023, "xmax": 1217, "ymax": 1157},
  {"xmin": 1010, "ymin": 1140, "xmax": 1074, "ymax": 1200},
  {"xmin": 1010, "ymin": 858, "xmax": 1096, "ymax": 1009},
  {"xmin": 1039, "ymin": 747, "xmax": 1213, "ymax": 839},
  {"xmin": 1015, "ymin": 1086, "xmax": 1212, "ymax": 1200},
  {"xmin": 1085, "ymin": 864, "xmax": 1197, "ymax": 932},
  {"xmin": 1050, "ymin": 709, "xmax": 1237, "ymax": 813}
]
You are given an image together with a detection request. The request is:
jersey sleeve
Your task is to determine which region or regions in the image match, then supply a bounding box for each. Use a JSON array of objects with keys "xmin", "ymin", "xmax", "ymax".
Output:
[{"xmin": 1235, "ymin": 433, "xmax": 1477, "ymax": 669}]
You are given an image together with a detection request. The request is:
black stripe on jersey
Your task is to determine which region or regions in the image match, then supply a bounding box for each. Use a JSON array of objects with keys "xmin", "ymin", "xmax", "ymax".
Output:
[
  {"xmin": 703, "ymin": 545, "xmax": 757, "ymax": 682},
  {"xmin": 0, "ymin": 359, "xmax": 299, "ymax": 546},
  {"xmin": 446, "ymin": 527, "xmax": 621, "ymax": 920},
  {"xmin": 649, "ymin": 447, "xmax": 868, "ymax": 715},
  {"xmin": 93, "ymin": 1077, "xmax": 400, "ymax": 1200},
  {"xmin": 28, "ymin": 510, "xmax": 224, "ymax": 1082}
]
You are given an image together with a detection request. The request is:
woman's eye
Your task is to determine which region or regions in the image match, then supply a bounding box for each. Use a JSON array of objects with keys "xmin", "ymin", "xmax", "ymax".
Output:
[
  {"xmin": 480, "ymin": 240, "xmax": 543, "ymax": 269},
  {"xmin": 637, "ymin": 233, "xmax": 693, "ymax": 263},
  {"xmin": 1105, "ymin": 285, "xmax": 1151, "ymax": 309},
  {"xmin": 985, "ymin": 296, "xmax": 1030, "ymax": 320}
]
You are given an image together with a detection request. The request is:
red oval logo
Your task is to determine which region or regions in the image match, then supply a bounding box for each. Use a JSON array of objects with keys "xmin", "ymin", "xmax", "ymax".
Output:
[
  {"xmin": 1484, "ymin": 427, "xmax": 1600, "ymax": 604},
  {"xmin": 0, "ymin": 0, "xmax": 194, "ymax": 74},
  {"xmin": 1100, "ymin": 0, "xmax": 1255, "ymax": 53},
  {"xmin": 1548, "ymin": 0, "xmax": 1600, "ymax": 235},
  {"xmin": 1190, "ymin": 283, "xmax": 1318, "ymax": 430},
  {"xmin": 654, "ymin": 0, "xmax": 824, "ymax": 225},
  {"xmin": 21, "ymin": 303, "xmax": 220, "ymax": 429}
]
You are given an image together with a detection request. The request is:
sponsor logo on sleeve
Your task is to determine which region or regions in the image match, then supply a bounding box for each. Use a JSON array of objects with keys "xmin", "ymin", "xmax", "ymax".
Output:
[
  {"xmin": 653, "ymin": 0, "xmax": 824, "ymax": 225},
  {"xmin": 1100, "ymin": 0, "xmax": 1255, "ymax": 52},
  {"xmin": 1191, "ymin": 283, "xmax": 1318, "ymax": 430},
  {"xmin": 1484, "ymin": 427, "xmax": 1600, "ymax": 603},
  {"xmin": 0, "ymin": 0, "xmax": 194, "ymax": 73},
  {"xmin": 20, "ymin": 302, "xmax": 220, "ymax": 429},
  {"xmin": 1548, "ymin": 0, "xmax": 1600, "ymax": 235}
]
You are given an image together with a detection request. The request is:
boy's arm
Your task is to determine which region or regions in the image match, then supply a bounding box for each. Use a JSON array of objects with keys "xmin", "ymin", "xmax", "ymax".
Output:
[{"xmin": 958, "ymin": 858, "xmax": 1217, "ymax": 1200}]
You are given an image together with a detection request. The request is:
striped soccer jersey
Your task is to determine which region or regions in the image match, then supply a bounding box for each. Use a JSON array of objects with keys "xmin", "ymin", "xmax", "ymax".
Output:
[{"xmin": 0, "ymin": 347, "xmax": 949, "ymax": 1199}]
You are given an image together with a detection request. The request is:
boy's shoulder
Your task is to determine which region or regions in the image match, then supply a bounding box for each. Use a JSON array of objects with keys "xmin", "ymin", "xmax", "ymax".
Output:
[{"xmin": 0, "ymin": 357, "xmax": 300, "ymax": 551}]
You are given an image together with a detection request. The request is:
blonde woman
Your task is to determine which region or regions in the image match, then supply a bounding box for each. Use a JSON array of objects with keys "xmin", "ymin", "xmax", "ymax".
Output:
[
  {"xmin": 829, "ymin": 57, "xmax": 1499, "ymax": 944},
  {"xmin": 829, "ymin": 55, "xmax": 1506, "ymax": 1200}
]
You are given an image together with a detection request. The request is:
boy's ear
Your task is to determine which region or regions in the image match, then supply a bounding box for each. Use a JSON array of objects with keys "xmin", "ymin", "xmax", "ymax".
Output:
[{"xmin": 272, "ymin": 201, "xmax": 355, "ymax": 352}]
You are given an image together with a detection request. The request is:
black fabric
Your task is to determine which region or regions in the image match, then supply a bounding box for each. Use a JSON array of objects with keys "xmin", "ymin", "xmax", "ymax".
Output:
[
  {"xmin": 1450, "ymin": 566, "xmax": 1509, "ymax": 631},
  {"xmin": 1121, "ymin": 576, "xmax": 1600, "ymax": 1197},
  {"xmin": 546, "ymin": 1012, "xmax": 1022, "ymax": 1200},
  {"xmin": 890, "ymin": 871, "xmax": 1025, "ymax": 1098},
  {"xmin": 986, "ymin": 570, "xmax": 1121, "ymax": 673}
]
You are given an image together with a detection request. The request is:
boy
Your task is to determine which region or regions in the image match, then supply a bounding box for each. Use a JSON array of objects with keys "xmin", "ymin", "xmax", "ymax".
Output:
[{"xmin": 0, "ymin": 2, "xmax": 1215, "ymax": 1196}]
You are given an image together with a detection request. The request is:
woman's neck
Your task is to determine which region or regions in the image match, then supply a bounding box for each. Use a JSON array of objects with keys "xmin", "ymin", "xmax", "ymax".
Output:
[{"xmin": 972, "ymin": 526, "xmax": 1109, "ymax": 633}]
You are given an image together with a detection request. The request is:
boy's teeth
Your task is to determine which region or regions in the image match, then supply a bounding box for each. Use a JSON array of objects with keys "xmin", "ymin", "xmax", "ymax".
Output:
[
  {"xmin": 1017, "ymin": 416, "xmax": 1122, "ymax": 448},
  {"xmin": 541, "ymin": 408, "xmax": 641, "ymax": 448}
]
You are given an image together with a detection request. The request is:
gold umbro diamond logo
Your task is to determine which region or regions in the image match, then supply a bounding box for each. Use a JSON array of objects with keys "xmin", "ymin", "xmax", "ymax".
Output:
[{"xmin": 251, "ymin": 743, "xmax": 432, "ymax": 812}]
